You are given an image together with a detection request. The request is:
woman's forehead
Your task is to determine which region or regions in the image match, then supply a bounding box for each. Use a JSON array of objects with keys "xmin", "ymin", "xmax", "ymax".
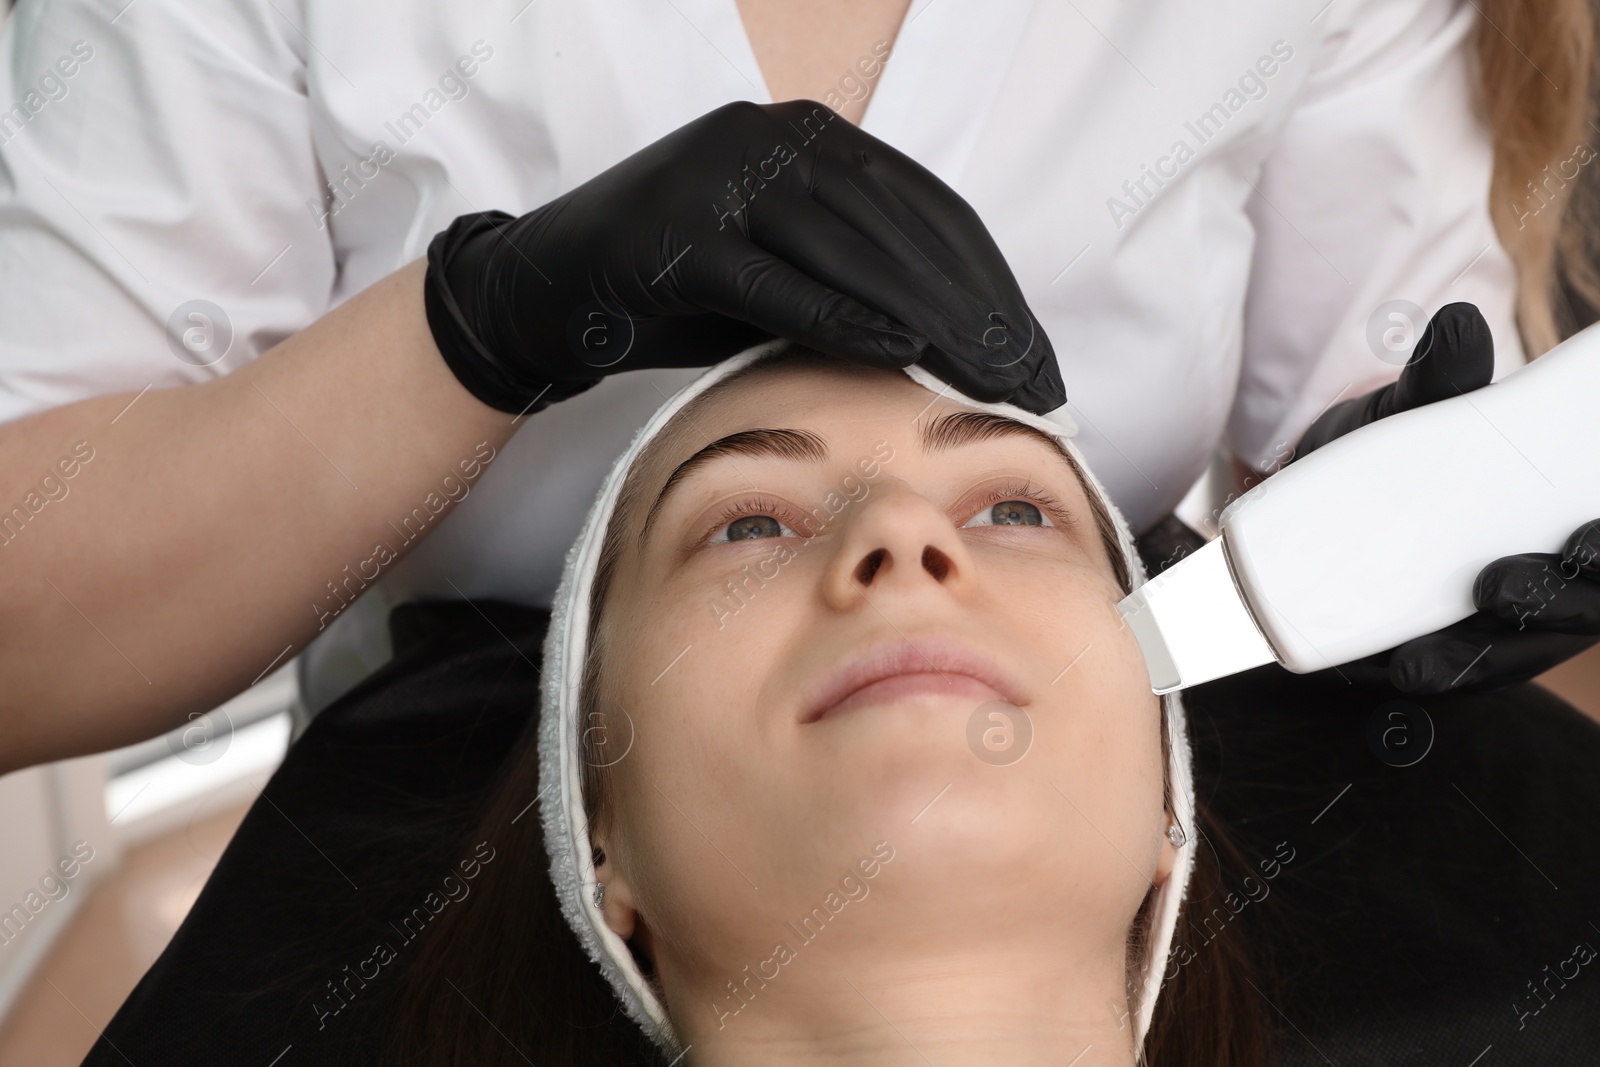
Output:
[{"xmin": 694, "ymin": 360, "xmax": 930, "ymax": 427}]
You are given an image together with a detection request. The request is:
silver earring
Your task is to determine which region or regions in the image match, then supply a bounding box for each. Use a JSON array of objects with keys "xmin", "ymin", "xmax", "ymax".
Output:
[
  {"xmin": 1166, "ymin": 823, "xmax": 1187, "ymax": 848},
  {"xmin": 593, "ymin": 881, "xmax": 607, "ymax": 909}
]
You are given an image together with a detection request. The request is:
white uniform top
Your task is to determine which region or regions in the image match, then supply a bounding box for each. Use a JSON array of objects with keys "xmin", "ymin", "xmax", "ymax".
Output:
[{"xmin": 0, "ymin": 0, "xmax": 1525, "ymax": 709}]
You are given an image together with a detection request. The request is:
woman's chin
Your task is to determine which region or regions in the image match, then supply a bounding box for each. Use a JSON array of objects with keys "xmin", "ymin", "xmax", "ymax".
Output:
[
  {"xmin": 816, "ymin": 800, "xmax": 1123, "ymax": 956},
  {"xmin": 807, "ymin": 749, "xmax": 1069, "ymax": 870}
]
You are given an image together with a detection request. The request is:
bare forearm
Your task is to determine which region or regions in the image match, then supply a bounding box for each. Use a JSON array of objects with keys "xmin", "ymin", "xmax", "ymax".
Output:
[{"xmin": 0, "ymin": 258, "xmax": 513, "ymax": 772}]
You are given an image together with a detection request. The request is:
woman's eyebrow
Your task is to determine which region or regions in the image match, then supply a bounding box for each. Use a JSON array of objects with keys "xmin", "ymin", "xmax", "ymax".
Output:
[
  {"xmin": 640, "ymin": 410, "xmax": 1081, "ymax": 543},
  {"xmin": 642, "ymin": 427, "xmax": 827, "ymax": 542},
  {"xmin": 920, "ymin": 410, "xmax": 1080, "ymax": 472}
]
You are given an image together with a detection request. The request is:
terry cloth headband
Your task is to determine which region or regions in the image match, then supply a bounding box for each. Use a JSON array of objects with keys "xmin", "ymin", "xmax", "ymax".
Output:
[{"xmin": 538, "ymin": 341, "xmax": 1197, "ymax": 1057}]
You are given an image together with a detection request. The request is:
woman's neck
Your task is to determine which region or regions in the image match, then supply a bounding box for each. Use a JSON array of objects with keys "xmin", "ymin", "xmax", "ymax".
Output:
[{"xmin": 674, "ymin": 940, "xmax": 1141, "ymax": 1066}]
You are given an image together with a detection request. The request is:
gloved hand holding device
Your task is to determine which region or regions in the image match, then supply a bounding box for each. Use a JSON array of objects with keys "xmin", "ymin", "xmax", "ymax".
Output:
[
  {"xmin": 1289, "ymin": 302, "xmax": 1600, "ymax": 693},
  {"xmin": 423, "ymin": 99, "xmax": 1065, "ymax": 418}
]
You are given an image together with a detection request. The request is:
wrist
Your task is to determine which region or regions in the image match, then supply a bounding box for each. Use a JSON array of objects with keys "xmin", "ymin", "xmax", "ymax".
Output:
[{"xmin": 423, "ymin": 211, "xmax": 600, "ymax": 416}]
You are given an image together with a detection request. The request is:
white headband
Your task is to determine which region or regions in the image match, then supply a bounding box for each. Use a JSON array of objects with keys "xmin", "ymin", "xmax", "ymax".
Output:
[{"xmin": 538, "ymin": 342, "xmax": 1196, "ymax": 1057}]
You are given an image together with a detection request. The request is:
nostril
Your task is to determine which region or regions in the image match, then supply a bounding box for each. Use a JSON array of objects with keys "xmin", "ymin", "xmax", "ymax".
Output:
[
  {"xmin": 922, "ymin": 545, "xmax": 951, "ymax": 582},
  {"xmin": 855, "ymin": 548, "xmax": 887, "ymax": 586}
]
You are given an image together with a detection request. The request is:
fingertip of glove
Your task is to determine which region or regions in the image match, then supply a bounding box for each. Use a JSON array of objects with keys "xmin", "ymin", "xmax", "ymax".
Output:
[
  {"xmin": 1022, "ymin": 351, "xmax": 1068, "ymax": 414},
  {"xmin": 1420, "ymin": 302, "xmax": 1493, "ymax": 375},
  {"xmin": 1398, "ymin": 637, "xmax": 1495, "ymax": 693},
  {"xmin": 820, "ymin": 317, "xmax": 927, "ymax": 369},
  {"xmin": 1472, "ymin": 559, "xmax": 1511, "ymax": 610},
  {"xmin": 866, "ymin": 326, "xmax": 929, "ymax": 368},
  {"xmin": 1011, "ymin": 377, "xmax": 1068, "ymax": 416},
  {"xmin": 1436, "ymin": 300, "xmax": 1488, "ymax": 332},
  {"xmin": 1564, "ymin": 519, "xmax": 1600, "ymax": 571},
  {"xmin": 1443, "ymin": 302, "xmax": 1493, "ymax": 361},
  {"xmin": 1391, "ymin": 655, "xmax": 1427, "ymax": 693}
]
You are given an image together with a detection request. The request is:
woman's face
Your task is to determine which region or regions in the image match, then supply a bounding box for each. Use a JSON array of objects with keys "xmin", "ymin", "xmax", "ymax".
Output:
[{"xmin": 590, "ymin": 359, "xmax": 1175, "ymax": 1042}]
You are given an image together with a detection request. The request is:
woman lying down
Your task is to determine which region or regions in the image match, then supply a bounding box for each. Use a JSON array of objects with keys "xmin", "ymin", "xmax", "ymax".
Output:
[{"xmin": 386, "ymin": 341, "xmax": 1269, "ymax": 1066}]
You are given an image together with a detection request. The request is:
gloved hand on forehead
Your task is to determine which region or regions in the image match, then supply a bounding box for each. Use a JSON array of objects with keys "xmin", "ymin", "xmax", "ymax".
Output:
[
  {"xmin": 1288, "ymin": 301, "xmax": 1600, "ymax": 693},
  {"xmin": 424, "ymin": 99, "xmax": 1065, "ymax": 418}
]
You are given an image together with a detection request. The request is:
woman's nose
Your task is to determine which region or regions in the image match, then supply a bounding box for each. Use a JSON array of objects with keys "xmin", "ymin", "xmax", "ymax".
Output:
[{"xmin": 820, "ymin": 481, "xmax": 977, "ymax": 610}]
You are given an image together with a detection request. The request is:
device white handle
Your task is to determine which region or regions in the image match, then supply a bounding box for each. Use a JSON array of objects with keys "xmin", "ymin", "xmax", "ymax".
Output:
[{"xmin": 1220, "ymin": 319, "xmax": 1600, "ymax": 674}]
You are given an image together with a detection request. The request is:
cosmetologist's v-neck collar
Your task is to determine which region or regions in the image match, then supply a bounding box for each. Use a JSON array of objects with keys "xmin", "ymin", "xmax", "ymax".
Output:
[{"xmin": 595, "ymin": 0, "xmax": 1042, "ymax": 189}]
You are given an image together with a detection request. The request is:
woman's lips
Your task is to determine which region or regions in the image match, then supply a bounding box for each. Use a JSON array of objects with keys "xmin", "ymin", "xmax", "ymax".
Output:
[
  {"xmin": 819, "ymin": 672, "xmax": 1008, "ymax": 721},
  {"xmin": 800, "ymin": 635, "xmax": 1027, "ymax": 723}
]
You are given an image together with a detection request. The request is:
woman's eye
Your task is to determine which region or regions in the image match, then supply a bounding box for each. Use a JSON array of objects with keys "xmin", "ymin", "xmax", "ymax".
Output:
[
  {"xmin": 709, "ymin": 512, "xmax": 802, "ymax": 544},
  {"xmin": 963, "ymin": 499, "xmax": 1055, "ymax": 528}
]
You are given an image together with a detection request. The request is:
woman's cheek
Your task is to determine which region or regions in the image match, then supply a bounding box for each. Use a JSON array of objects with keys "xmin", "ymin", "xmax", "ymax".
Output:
[
  {"xmin": 1043, "ymin": 565, "xmax": 1154, "ymax": 697},
  {"xmin": 1027, "ymin": 570, "xmax": 1131, "ymax": 667},
  {"xmin": 1105, "ymin": 601, "xmax": 1161, "ymax": 705},
  {"xmin": 1040, "ymin": 582, "xmax": 1162, "ymax": 742},
  {"xmin": 623, "ymin": 558, "xmax": 799, "ymax": 725}
]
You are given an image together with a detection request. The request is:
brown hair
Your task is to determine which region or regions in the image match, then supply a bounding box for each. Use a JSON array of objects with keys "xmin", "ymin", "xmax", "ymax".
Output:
[
  {"xmin": 1474, "ymin": 0, "xmax": 1600, "ymax": 353},
  {"xmin": 384, "ymin": 347, "xmax": 1272, "ymax": 1065}
]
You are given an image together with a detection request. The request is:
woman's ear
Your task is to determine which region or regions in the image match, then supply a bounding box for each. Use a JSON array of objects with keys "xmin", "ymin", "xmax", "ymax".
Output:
[
  {"xmin": 593, "ymin": 842, "xmax": 639, "ymax": 940},
  {"xmin": 1152, "ymin": 815, "xmax": 1180, "ymax": 888}
]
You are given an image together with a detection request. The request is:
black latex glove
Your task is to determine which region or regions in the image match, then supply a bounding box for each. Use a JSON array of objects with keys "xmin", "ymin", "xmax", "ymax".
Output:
[
  {"xmin": 423, "ymin": 99, "xmax": 1064, "ymax": 417},
  {"xmin": 1288, "ymin": 301, "xmax": 1600, "ymax": 693}
]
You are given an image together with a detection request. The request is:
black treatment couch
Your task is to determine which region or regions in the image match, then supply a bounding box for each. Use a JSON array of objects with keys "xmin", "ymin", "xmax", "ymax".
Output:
[{"xmin": 81, "ymin": 522, "xmax": 1600, "ymax": 1065}]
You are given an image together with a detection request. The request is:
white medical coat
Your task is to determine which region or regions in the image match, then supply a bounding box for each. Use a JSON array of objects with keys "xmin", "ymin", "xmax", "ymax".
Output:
[{"xmin": 0, "ymin": 0, "xmax": 1526, "ymax": 706}]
